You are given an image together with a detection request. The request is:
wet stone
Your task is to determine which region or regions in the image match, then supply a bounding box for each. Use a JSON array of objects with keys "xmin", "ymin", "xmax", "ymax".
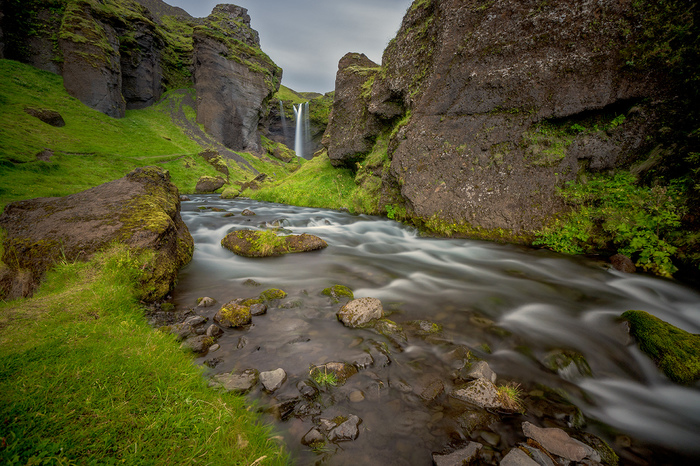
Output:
[
  {"xmin": 390, "ymin": 379, "xmax": 413, "ymax": 393},
  {"xmin": 241, "ymin": 208, "xmax": 256, "ymax": 216},
  {"xmin": 250, "ymin": 303, "xmax": 267, "ymax": 316},
  {"xmin": 260, "ymin": 368, "xmax": 287, "ymax": 393},
  {"xmin": 197, "ymin": 297, "xmax": 215, "ymax": 307},
  {"xmin": 237, "ymin": 336, "xmax": 248, "ymax": 349},
  {"xmin": 465, "ymin": 360, "xmax": 497, "ymax": 383},
  {"xmin": 349, "ymin": 390, "xmax": 365, "ymax": 402},
  {"xmin": 501, "ymin": 447, "xmax": 540, "ymax": 466},
  {"xmin": 209, "ymin": 343, "xmax": 220, "ymax": 352},
  {"xmin": 183, "ymin": 315, "xmax": 207, "ymax": 327},
  {"xmin": 432, "ymin": 442, "xmax": 483, "ymax": 466},
  {"xmin": 328, "ymin": 414, "xmax": 362, "ymax": 442},
  {"xmin": 351, "ymin": 352, "xmax": 374, "ymax": 370},
  {"xmin": 337, "ymin": 297, "xmax": 384, "ymax": 328},
  {"xmin": 301, "ymin": 428, "xmax": 325, "ymax": 446},
  {"xmin": 420, "ymin": 379, "xmax": 445, "ymax": 402},
  {"xmin": 520, "ymin": 445, "xmax": 556, "ymax": 466},
  {"xmin": 169, "ymin": 323, "xmax": 195, "ymax": 341},
  {"xmin": 297, "ymin": 380, "xmax": 318, "ymax": 398},
  {"xmin": 206, "ymin": 324, "xmax": 224, "ymax": 338},
  {"xmin": 212, "ymin": 369, "xmax": 258, "ymax": 394},
  {"xmin": 522, "ymin": 422, "xmax": 600, "ymax": 463},
  {"xmin": 182, "ymin": 335, "xmax": 213, "ymax": 354},
  {"xmin": 451, "ymin": 377, "xmax": 503, "ymax": 410}
]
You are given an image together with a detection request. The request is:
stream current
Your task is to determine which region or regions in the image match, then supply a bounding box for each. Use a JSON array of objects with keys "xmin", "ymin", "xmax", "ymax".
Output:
[{"xmin": 173, "ymin": 195, "xmax": 700, "ymax": 465}]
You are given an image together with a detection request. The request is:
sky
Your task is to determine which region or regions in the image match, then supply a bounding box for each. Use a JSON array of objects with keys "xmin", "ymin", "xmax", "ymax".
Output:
[{"xmin": 165, "ymin": 0, "xmax": 414, "ymax": 93}]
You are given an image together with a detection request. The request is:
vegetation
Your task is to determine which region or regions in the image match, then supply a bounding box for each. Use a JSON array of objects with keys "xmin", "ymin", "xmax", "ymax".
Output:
[
  {"xmin": 535, "ymin": 172, "xmax": 685, "ymax": 277},
  {"xmin": 497, "ymin": 382, "xmax": 525, "ymax": 413},
  {"xmin": 310, "ymin": 366, "xmax": 338, "ymax": 388},
  {"xmin": 622, "ymin": 310, "xmax": 700, "ymax": 384},
  {"xmin": 0, "ymin": 246, "xmax": 287, "ymax": 464}
]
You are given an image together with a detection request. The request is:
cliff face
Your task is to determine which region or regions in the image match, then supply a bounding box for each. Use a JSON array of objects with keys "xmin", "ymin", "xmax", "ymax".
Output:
[
  {"xmin": 324, "ymin": 0, "xmax": 666, "ymax": 238},
  {"xmin": 0, "ymin": 0, "xmax": 280, "ymax": 150},
  {"xmin": 193, "ymin": 5, "xmax": 281, "ymax": 153}
]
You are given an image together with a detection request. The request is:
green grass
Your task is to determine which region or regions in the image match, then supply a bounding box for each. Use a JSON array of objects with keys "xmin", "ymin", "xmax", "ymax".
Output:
[
  {"xmin": 0, "ymin": 245, "xmax": 288, "ymax": 465},
  {"xmin": 274, "ymin": 85, "xmax": 307, "ymax": 104},
  {"xmin": 247, "ymin": 153, "xmax": 357, "ymax": 210}
]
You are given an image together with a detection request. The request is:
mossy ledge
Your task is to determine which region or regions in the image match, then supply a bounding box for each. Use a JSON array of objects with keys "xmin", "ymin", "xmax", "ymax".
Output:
[
  {"xmin": 622, "ymin": 310, "xmax": 700, "ymax": 384},
  {"xmin": 221, "ymin": 229, "xmax": 327, "ymax": 258},
  {"xmin": 0, "ymin": 166, "xmax": 193, "ymax": 301}
]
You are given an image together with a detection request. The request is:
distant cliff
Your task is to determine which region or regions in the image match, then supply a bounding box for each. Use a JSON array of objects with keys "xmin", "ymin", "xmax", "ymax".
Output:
[
  {"xmin": 326, "ymin": 0, "xmax": 699, "ymax": 245},
  {"xmin": 0, "ymin": 0, "xmax": 281, "ymax": 153}
]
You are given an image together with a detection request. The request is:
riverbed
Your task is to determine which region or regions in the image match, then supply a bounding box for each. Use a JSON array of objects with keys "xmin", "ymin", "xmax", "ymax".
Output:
[{"xmin": 172, "ymin": 195, "xmax": 700, "ymax": 465}]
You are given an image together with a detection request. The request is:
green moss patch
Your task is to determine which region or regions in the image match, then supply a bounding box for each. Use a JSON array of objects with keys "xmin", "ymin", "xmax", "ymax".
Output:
[
  {"xmin": 622, "ymin": 310, "xmax": 700, "ymax": 384},
  {"xmin": 221, "ymin": 229, "xmax": 327, "ymax": 258}
]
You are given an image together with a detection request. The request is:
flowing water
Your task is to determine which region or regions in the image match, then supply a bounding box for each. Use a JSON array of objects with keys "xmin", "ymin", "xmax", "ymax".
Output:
[{"xmin": 172, "ymin": 195, "xmax": 700, "ymax": 465}]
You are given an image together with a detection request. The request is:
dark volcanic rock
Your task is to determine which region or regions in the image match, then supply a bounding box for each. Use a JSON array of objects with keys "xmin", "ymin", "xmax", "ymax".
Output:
[
  {"xmin": 193, "ymin": 5, "xmax": 282, "ymax": 152},
  {"xmin": 325, "ymin": 53, "xmax": 383, "ymax": 168},
  {"xmin": 120, "ymin": 20, "xmax": 164, "ymax": 110},
  {"xmin": 23, "ymin": 107, "xmax": 65, "ymax": 127},
  {"xmin": 325, "ymin": 0, "xmax": 665, "ymax": 239},
  {"xmin": 221, "ymin": 229, "xmax": 328, "ymax": 258},
  {"xmin": 0, "ymin": 167, "xmax": 193, "ymax": 301}
]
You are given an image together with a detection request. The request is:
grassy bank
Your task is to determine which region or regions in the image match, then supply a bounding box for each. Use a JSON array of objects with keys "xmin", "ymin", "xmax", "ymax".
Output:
[{"xmin": 0, "ymin": 246, "xmax": 287, "ymax": 464}]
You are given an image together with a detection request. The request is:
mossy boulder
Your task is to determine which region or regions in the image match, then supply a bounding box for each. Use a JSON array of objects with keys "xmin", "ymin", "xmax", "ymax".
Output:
[
  {"xmin": 0, "ymin": 166, "xmax": 193, "ymax": 301},
  {"xmin": 337, "ymin": 297, "xmax": 384, "ymax": 328},
  {"xmin": 23, "ymin": 107, "xmax": 65, "ymax": 127},
  {"xmin": 195, "ymin": 175, "xmax": 226, "ymax": 193},
  {"xmin": 622, "ymin": 310, "xmax": 700, "ymax": 384},
  {"xmin": 239, "ymin": 288, "xmax": 287, "ymax": 307},
  {"xmin": 220, "ymin": 187, "xmax": 240, "ymax": 199},
  {"xmin": 322, "ymin": 284, "xmax": 354, "ymax": 303},
  {"xmin": 221, "ymin": 229, "xmax": 327, "ymax": 257},
  {"xmin": 214, "ymin": 301, "xmax": 252, "ymax": 328}
]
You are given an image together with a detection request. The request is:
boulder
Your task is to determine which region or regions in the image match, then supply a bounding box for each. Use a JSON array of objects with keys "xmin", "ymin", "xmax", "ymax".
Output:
[
  {"xmin": 214, "ymin": 301, "xmax": 252, "ymax": 328},
  {"xmin": 211, "ymin": 369, "xmax": 259, "ymax": 394},
  {"xmin": 23, "ymin": 107, "xmax": 65, "ymax": 127},
  {"xmin": 611, "ymin": 254, "xmax": 637, "ymax": 273},
  {"xmin": 221, "ymin": 229, "xmax": 328, "ymax": 257},
  {"xmin": 522, "ymin": 422, "xmax": 601, "ymax": 463},
  {"xmin": 0, "ymin": 167, "xmax": 193, "ymax": 301},
  {"xmin": 195, "ymin": 176, "xmax": 226, "ymax": 193},
  {"xmin": 337, "ymin": 297, "xmax": 384, "ymax": 328},
  {"xmin": 327, "ymin": 414, "xmax": 362, "ymax": 442},
  {"xmin": 260, "ymin": 368, "xmax": 287, "ymax": 393}
]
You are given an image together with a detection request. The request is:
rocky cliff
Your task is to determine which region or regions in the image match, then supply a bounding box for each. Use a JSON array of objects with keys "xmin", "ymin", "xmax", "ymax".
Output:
[
  {"xmin": 0, "ymin": 0, "xmax": 280, "ymax": 150},
  {"xmin": 323, "ymin": 0, "xmax": 675, "ymax": 240}
]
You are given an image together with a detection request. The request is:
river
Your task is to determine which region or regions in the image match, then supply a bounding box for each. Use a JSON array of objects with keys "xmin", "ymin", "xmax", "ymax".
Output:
[{"xmin": 172, "ymin": 195, "xmax": 700, "ymax": 465}]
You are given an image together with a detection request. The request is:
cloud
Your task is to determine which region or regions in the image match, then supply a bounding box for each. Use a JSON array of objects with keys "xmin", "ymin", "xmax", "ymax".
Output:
[{"xmin": 164, "ymin": 0, "xmax": 412, "ymax": 92}]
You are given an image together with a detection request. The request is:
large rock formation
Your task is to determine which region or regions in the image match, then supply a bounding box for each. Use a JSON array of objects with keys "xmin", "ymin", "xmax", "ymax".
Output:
[
  {"xmin": 0, "ymin": 167, "xmax": 193, "ymax": 301},
  {"xmin": 193, "ymin": 5, "xmax": 281, "ymax": 153},
  {"xmin": 324, "ymin": 0, "xmax": 667, "ymax": 239},
  {"xmin": 0, "ymin": 1, "xmax": 279, "ymax": 151}
]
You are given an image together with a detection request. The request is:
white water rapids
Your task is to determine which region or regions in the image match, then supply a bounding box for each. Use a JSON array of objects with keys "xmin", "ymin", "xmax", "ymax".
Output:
[{"xmin": 173, "ymin": 196, "xmax": 700, "ymax": 464}]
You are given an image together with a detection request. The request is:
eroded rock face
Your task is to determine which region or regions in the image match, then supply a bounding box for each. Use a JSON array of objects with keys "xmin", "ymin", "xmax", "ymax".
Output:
[
  {"xmin": 0, "ymin": 166, "xmax": 193, "ymax": 301},
  {"xmin": 325, "ymin": 0, "xmax": 664, "ymax": 238},
  {"xmin": 193, "ymin": 5, "xmax": 282, "ymax": 152}
]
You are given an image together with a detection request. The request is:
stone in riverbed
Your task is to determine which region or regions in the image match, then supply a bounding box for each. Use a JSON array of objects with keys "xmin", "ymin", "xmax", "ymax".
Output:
[
  {"xmin": 327, "ymin": 414, "xmax": 362, "ymax": 442},
  {"xmin": 500, "ymin": 447, "xmax": 540, "ymax": 466},
  {"xmin": 522, "ymin": 422, "xmax": 600, "ymax": 463},
  {"xmin": 211, "ymin": 369, "xmax": 259, "ymax": 394},
  {"xmin": 214, "ymin": 301, "xmax": 251, "ymax": 328},
  {"xmin": 197, "ymin": 296, "xmax": 216, "ymax": 307},
  {"xmin": 432, "ymin": 442, "xmax": 483, "ymax": 466},
  {"xmin": 221, "ymin": 229, "xmax": 327, "ymax": 257},
  {"xmin": 337, "ymin": 297, "xmax": 384, "ymax": 328},
  {"xmin": 301, "ymin": 428, "xmax": 325, "ymax": 446},
  {"xmin": 451, "ymin": 377, "xmax": 509, "ymax": 411},
  {"xmin": 464, "ymin": 360, "xmax": 497, "ymax": 384},
  {"xmin": 206, "ymin": 324, "xmax": 224, "ymax": 338},
  {"xmin": 260, "ymin": 368, "xmax": 287, "ymax": 393}
]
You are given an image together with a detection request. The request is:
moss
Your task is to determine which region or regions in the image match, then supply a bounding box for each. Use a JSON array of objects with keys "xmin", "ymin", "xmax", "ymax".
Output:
[
  {"xmin": 221, "ymin": 230, "xmax": 327, "ymax": 258},
  {"xmin": 220, "ymin": 187, "xmax": 240, "ymax": 199},
  {"xmin": 217, "ymin": 302, "xmax": 252, "ymax": 327},
  {"xmin": 321, "ymin": 285, "xmax": 354, "ymax": 303},
  {"xmin": 622, "ymin": 310, "xmax": 700, "ymax": 384},
  {"xmin": 259, "ymin": 288, "xmax": 287, "ymax": 301}
]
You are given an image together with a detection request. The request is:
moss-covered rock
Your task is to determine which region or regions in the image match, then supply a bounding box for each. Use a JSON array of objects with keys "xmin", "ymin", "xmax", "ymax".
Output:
[
  {"xmin": 221, "ymin": 229, "xmax": 327, "ymax": 257},
  {"xmin": 195, "ymin": 175, "xmax": 226, "ymax": 193},
  {"xmin": 214, "ymin": 301, "xmax": 252, "ymax": 328},
  {"xmin": 239, "ymin": 288, "xmax": 288, "ymax": 307},
  {"xmin": 622, "ymin": 310, "xmax": 700, "ymax": 384},
  {"xmin": 220, "ymin": 187, "xmax": 240, "ymax": 199},
  {"xmin": 322, "ymin": 284, "xmax": 354, "ymax": 303},
  {"xmin": 0, "ymin": 166, "xmax": 193, "ymax": 301}
]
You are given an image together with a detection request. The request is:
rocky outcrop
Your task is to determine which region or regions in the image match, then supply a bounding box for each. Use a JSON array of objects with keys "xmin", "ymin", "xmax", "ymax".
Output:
[
  {"xmin": 193, "ymin": 5, "xmax": 282, "ymax": 153},
  {"xmin": 324, "ymin": 0, "xmax": 666, "ymax": 239},
  {"xmin": 23, "ymin": 107, "xmax": 65, "ymax": 127},
  {"xmin": 0, "ymin": 167, "xmax": 193, "ymax": 301}
]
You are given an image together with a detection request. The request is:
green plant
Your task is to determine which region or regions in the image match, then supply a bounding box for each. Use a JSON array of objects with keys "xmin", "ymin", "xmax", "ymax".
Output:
[
  {"xmin": 497, "ymin": 382, "xmax": 524, "ymax": 413},
  {"xmin": 535, "ymin": 172, "xmax": 684, "ymax": 277},
  {"xmin": 310, "ymin": 366, "xmax": 337, "ymax": 387}
]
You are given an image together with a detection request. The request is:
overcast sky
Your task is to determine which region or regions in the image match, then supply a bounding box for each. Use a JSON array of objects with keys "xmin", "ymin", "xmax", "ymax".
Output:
[{"xmin": 165, "ymin": 0, "xmax": 413, "ymax": 93}]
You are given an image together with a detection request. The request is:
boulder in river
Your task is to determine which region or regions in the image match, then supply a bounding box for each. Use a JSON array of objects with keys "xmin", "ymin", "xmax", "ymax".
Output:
[
  {"xmin": 0, "ymin": 166, "xmax": 193, "ymax": 301},
  {"xmin": 211, "ymin": 369, "xmax": 259, "ymax": 394},
  {"xmin": 337, "ymin": 297, "xmax": 384, "ymax": 328},
  {"xmin": 522, "ymin": 422, "xmax": 601, "ymax": 463},
  {"xmin": 260, "ymin": 368, "xmax": 287, "ymax": 393},
  {"xmin": 214, "ymin": 301, "xmax": 252, "ymax": 328},
  {"xmin": 221, "ymin": 229, "xmax": 328, "ymax": 257}
]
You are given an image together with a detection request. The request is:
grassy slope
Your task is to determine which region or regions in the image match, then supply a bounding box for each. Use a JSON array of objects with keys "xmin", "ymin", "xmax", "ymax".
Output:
[
  {"xmin": 0, "ymin": 59, "xmax": 265, "ymax": 210},
  {"xmin": 0, "ymin": 59, "xmax": 293, "ymax": 463},
  {"xmin": 0, "ymin": 246, "xmax": 287, "ymax": 465}
]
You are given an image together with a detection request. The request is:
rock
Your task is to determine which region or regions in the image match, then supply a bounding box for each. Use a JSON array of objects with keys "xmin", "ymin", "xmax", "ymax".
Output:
[
  {"xmin": 195, "ymin": 176, "xmax": 226, "ymax": 193},
  {"xmin": 501, "ymin": 447, "xmax": 540, "ymax": 466},
  {"xmin": 519, "ymin": 445, "xmax": 556, "ymax": 466},
  {"xmin": 241, "ymin": 208, "xmax": 256, "ymax": 216},
  {"xmin": 522, "ymin": 422, "xmax": 600, "ymax": 463},
  {"xmin": 325, "ymin": 53, "xmax": 383, "ymax": 168},
  {"xmin": 465, "ymin": 360, "xmax": 497, "ymax": 384},
  {"xmin": 23, "ymin": 107, "xmax": 65, "ymax": 127},
  {"xmin": 297, "ymin": 380, "xmax": 318, "ymax": 399},
  {"xmin": 314, "ymin": 362, "xmax": 358, "ymax": 385},
  {"xmin": 179, "ymin": 195, "xmax": 190, "ymax": 201},
  {"xmin": 197, "ymin": 297, "xmax": 216, "ymax": 307},
  {"xmin": 301, "ymin": 428, "xmax": 325, "ymax": 446},
  {"xmin": 209, "ymin": 344, "xmax": 220, "ymax": 352},
  {"xmin": 451, "ymin": 378, "xmax": 505, "ymax": 411},
  {"xmin": 193, "ymin": 6, "xmax": 281, "ymax": 152},
  {"xmin": 214, "ymin": 301, "xmax": 252, "ymax": 328},
  {"xmin": 220, "ymin": 187, "xmax": 239, "ymax": 199},
  {"xmin": 212, "ymin": 369, "xmax": 259, "ymax": 394},
  {"xmin": 182, "ymin": 335, "xmax": 214, "ymax": 354},
  {"xmin": 249, "ymin": 303, "xmax": 267, "ymax": 316},
  {"xmin": 321, "ymin": 284, "xmax": 355, "ymax": 303},
  {"xmin": 419, "ymin": 379, "xmax": 445, "ymax": 402},
  {"xmin": 337, "ymin": 297, "xmax": 384, "ymax": 328},
  {"xmin": 169, "ymin": 323, "xmax": 195, "ymax": 342},
  {"xmin": 371, "ymin": 319, "xmax": 407, "ymax": 347},
  {"xmin": 221, "ymin": 229, "xmax": 328, "ymax": 257},
  {"xmin": 260, "ymin": 368, "xmax": 287, "ymax": 393},
  {"xmin": 351, "ymin": 353, "xmax": 374, "ymax": 370},
  {"xmin": 610, "ymin": 254, "xmax": 637, "ymax": 273},
  {"xmin": 205, "ymin": 324, "xmax": 224, "ymax": 338},
  {"xmin": 119, "ymin": 20, "xmax": 164, "ymax": 110},
  {"xmin": 349, "ymin": 390, "xmax": 365, "ymax": 403},
  {"xmin": 0, "ymin": 167, "xmax": 193, "ymax": 301},
  {"xmin": 183, "ymin": 315, "xmax": 206, "ymax": 327},
  {"xmin": 405, "ymin": 320, "xmax": 443, "ymax": 337},
  {"xmin": 432, "ymin": 442, "xmax": 483, "ymax": 466},
  {"xmin": 622, "ymin": 310, "xmax": 700, "ymax": 384},
  {"xmin": 542, "ymin": 350, "xmax": 592, "ymax": 381},
  {"xmin": 328, "ymin": 414, "xmax": 362, "ymax": 442}
]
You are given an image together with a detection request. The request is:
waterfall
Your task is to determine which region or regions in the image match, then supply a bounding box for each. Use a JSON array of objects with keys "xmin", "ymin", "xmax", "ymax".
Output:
[
  {"xmin": 293, "ymin": 102, "xmax": 311, "ymax": 159},
  {"xmin": 279, "ymin": 100, "xmax": 289, "ymax": 143}
]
